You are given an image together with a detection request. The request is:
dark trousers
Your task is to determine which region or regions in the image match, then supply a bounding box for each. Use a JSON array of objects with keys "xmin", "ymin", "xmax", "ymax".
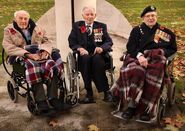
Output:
[
  {"xmin": 78, "ymin": 54, "xmax": 109, "ymax": 96},
  {"xmin": 32, "ymin": 76, "xmax": 58, "ymax": 102}
]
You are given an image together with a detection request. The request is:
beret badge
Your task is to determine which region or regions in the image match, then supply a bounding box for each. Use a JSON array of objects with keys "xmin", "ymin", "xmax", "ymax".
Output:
[{"xmin": 151, "ymin": 6, "xmax": 155, "ymax": 10}]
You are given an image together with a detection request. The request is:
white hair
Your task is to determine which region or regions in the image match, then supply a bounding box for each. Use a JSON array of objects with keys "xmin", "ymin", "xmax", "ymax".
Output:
[
  {"xmin": 82, "ymin": 6, "xmax": 96, "ymax": 15},
  {"xmin": 14, "ymin": 10, "xmax": 30, "ymax": 18}
]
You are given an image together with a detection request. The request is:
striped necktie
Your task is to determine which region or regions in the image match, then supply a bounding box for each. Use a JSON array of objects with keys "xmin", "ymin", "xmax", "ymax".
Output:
[{"xmin": 86, "ymin": 25, "xmax": 91, "ymax": 36}]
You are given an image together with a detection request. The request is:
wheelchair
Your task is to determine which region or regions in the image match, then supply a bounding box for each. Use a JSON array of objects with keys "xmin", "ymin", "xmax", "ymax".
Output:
[
  {"xmin": 111, "ymin": 52, "xmax": 176, "ymax": 126},
  {"xmin": 2, "ymin": 47, "xmax": 77, "ymax": 115},
  {"xmin": 66, "ymin": 50, "xmax": 115, "ymax": 104}
]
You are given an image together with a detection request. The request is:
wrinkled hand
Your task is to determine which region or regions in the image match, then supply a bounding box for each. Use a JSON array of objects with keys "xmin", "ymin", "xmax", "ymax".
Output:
[
  {"xmin": 26, "ymin": 53, "xmax": 41, "ymax": 61},
  {"xmin": 94, "ymin": 47, "xmax": 103, "ymax": 54},
  {"xmin": 138, "ymin": 55, "xmax": 148, "ymax": 68},
  {"xmin": 39, "ymin": 51, "xmax": 49, "ymax": 60},
  {"xmin": 77, "ymin": 48, "xmax": 89, "ymax": 56}
]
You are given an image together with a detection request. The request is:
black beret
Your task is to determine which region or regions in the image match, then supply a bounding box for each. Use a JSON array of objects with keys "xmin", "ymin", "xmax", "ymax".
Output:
[{"xmin": 140, "ymin": 5, "xmax": 156, "ymax": 17}]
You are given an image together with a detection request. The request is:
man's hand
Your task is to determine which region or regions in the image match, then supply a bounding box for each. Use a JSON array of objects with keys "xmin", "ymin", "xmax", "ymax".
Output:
[
  {"xmin": 77, "ymin": 48, "xmax": 89, "ymax": 56},
  {"xmin": 39, "ymin": 51, "xmax": 49, "ymax": 60},
  {"xmin": 94, "ymin": 47, "xmax": 103, "ymax": 54},
  {"xmin": 26, "ymin": 53, "xmax": 41, "ymax": 61},
  {"xmin": 138, "ymin": 55, "xmax": 148, "ymax": 68}
]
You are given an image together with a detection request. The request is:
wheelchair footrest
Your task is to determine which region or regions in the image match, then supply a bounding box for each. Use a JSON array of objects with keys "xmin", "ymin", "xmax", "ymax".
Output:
[
  {"xmin": 111, "ymin": 110, "xmax": 125, "ymax": 120},
  {"xmin": 135, "ymin": 115, "xmax": 157, "ymax": 124},
  {"xmin": 111, "ymin": 110, "xmax": 158, "ymax": 124}
]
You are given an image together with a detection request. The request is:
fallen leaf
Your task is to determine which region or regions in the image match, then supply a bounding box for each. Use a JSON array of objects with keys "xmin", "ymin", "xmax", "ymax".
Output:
[
  {"xmin": 176, "ymin": 114, "xmax": 181, "ymax": 119},
  {"xmin": 174, "ymin": 121, "xmax": 184, "ymax": 128},
  {"xmin": 88, "ymin": 124, "xmax": 99, "ymax": 131},
  {"xmin": 164, "ymin": 124, "xmax": 179, "ymax": 131},
  {"xmin": 163, "ymin": 117, "xmax": 172, "ymax": 124},
  {"xmin": 182, "ymin": 93, "xmax": 185, "ymax": 98},
  {"xmin": 49, "ymin": 119, "xmax": 59, "ymax": 127},
  {"xmin": 175, "ymin": 113, "xmax": 185, "ymax": 123}
]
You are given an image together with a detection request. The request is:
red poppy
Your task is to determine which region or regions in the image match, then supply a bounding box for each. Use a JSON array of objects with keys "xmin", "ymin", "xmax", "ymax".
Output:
[
  {"xmin": 80, "ymin": 26, "xmax": 86, "ymax": 33},
  {"xmin": 9, "ymin": 28, "xmax": 16, "ymax": 35},
  {"xmin": 98, "ymin": 28, "xmax": 102, "ymax": 32},
  {"xmin": 38, "ymin": 32, "xmax": 42, "ymax": 35}
]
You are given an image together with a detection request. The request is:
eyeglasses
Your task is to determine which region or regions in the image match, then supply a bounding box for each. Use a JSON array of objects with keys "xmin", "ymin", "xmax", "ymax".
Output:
[{"xmin": 144, "ymin": 14, "xmax": 157, "ymax": 18}]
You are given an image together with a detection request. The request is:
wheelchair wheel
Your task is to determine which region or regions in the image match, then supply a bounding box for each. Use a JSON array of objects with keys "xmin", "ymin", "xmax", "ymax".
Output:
[
  {"xmin": 167, "ymin": 82, "xmax": 176, "ymax": 107},
  {"xmin": 66, "ymin": 52, "xmax": 76, "ymax": 89},
  {"xmin": 157, "ymin": 98, "xmax": 166, "ymax": 126},
  {"xmin": 108, "ymin": 70, "xmax": 115, "ymax": 88},
  {"xmin": 7, "ymin": 79, "xmax": 18, "ymax": 103},
  {"xmin": 66, "ymin": 94, "xmax": 78, "ymax": 106},
  {"xmin": 66, "ymin": 52, "xmax": 80, "ymax": 98},
  {"xmin": 27, "ymin": 96, "xmax": 38, "ymax": 115}
]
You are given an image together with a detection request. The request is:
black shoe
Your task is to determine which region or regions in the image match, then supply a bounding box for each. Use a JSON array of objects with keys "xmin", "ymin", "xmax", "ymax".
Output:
[
  {"xmin": 40, "ymin": 109, "xmax": 58, "ymax": 117},
  {"xmin": 60, "ymin": 103, "xmax": 72, "ymax": 111},
  {"xmin": 79, "ymin": 96, "xmax": 95, "ymax": 104},
  {"xmin": 49, "ymin": 98, "xmax": 72, "ymax": 111},
  {"xmin": 140, "ymin": 112, "xmax": 150, "ymax": 121},
  {"xmin": 37, "ymin": 100, "xmax": 50, "ymax": 112},
  {"xmin": 103, "ymin": 91, "xmax": 113, "ymax": 102},
  {"xmin": 121, "ymin": 107, "xmax": 136, "ymax": 119}
]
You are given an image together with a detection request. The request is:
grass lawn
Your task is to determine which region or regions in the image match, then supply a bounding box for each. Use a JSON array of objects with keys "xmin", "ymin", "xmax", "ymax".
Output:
[
  {"xmin": 107, "ymin": 0, "xmax": 185, "ymax": 30},
  {"xmin": 0, "ymin": 0, "xmax": 54, "ymax": 63},
  {"xmin": 107, "ymin": 0, "xmax": 185, "ymax": 112}
]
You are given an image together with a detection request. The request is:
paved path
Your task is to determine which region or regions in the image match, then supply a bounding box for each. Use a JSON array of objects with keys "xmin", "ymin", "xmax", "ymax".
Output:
[{"xmin": 0, "ymin": 64, "xmax": 181, "ymax": 130}]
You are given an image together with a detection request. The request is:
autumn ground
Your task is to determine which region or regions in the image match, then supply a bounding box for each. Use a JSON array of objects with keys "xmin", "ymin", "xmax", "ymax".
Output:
[{"xmin": 0, "ymin": 0, "xmax": 185, "ymax": 130}]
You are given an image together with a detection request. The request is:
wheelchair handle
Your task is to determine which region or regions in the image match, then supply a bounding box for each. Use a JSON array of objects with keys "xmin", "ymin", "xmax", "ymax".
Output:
[{"xmin": 2, "ymin": 48, "xmax": 12, "ymax": 76}]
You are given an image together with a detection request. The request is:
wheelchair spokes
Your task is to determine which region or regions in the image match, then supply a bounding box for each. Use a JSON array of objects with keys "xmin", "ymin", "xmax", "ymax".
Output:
[{"xmin": 7, "ymin": 78, "xmax": 18, "ymax": 103}]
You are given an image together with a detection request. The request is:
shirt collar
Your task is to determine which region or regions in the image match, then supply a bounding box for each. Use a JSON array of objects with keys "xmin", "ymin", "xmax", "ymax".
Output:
[{"xmin": 85, "ymin": 22, "xmax": 93, "ymax": 28}]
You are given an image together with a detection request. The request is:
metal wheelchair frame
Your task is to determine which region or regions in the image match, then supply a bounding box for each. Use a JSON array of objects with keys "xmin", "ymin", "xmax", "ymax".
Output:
[
  {"xmin": 2, "ymin": 48, "xmax": 75, "ymax": 115},
  {"xmin": 111, "ymin": 52, "xmax": 176, "ymax": 126},
  {"xmin": 66, "ymin": 50, "xmax": 116, "ymax": 104}
]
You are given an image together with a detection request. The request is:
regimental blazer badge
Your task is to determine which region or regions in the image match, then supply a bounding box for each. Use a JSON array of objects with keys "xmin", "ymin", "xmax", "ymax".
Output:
[
  {"xmin": 154, "ymin": 29, "xmax": 171, "ymax": 43},
  {"xmin": 93, "ymin": 28, "xmax": 103, "ymax": 42}
]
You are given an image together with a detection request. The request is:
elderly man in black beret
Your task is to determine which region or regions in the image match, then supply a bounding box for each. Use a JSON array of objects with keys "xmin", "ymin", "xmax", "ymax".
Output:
[{"xmin": 111, "ymin": 5, "xmax": 177, "ymax": 121}]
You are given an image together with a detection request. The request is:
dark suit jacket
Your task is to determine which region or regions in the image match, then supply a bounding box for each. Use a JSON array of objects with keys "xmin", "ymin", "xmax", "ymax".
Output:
[{"xmin": 68, "ymin": 21, "xmax": 113, "ymax": 52}]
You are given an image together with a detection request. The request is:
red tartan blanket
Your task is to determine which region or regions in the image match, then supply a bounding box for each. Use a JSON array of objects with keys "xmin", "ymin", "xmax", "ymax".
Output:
[
  {"xmin": 24, "ymin": 58, "xmax": 63, "ymax": 85},
  {"xmin": 111, "ymin": 49, "xmax": 166, "ymax": 116},
  {"xmin": 23, "ymin": 45, "xmax": 64, "ymax": 85}
]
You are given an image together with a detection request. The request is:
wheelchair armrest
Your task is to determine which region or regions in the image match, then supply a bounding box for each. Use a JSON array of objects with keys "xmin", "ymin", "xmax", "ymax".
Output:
[
  {"xmin": 120, "ymin": 52, "xmax": 127, "ymax": 61},
  {"xmin": 107, "ymin": 48, "xmax": 113, "ymax": 52},
  {"xmin": 52, "ymin": 48, "xmax": 60, "ymax": 53},
  {"xmin": 72, "ymin": 50, "xmax": 79, "ymax": 55},
  {"xmin": 72, "ymin": 50, "xmax": 79, "ymax": 60},
  {"xmin": 166, "ymin": 53, "xmax": 176, "ymax": 65},
  {"xmin": 107, "ymin": 51, "xmax": 113, "ymax": 57},
  {"xmin": 8, "ymin": 56, "xmax": 24, "ymax": 65}
]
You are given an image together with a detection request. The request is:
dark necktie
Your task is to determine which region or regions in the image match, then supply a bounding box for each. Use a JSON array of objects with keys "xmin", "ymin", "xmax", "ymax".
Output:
[{"xmin": 86, "ymin": 25, "xmax": 91, "ymax": 36}]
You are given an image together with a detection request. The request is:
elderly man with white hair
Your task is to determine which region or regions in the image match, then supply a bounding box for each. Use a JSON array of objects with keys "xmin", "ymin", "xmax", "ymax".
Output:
[
  {"xmin": 2, "ymin": 10, "xmax": 71, "ymax": 114},
  {"xmin": 68, "ymin": 6, "xmax": 113, "ymax": 104}
]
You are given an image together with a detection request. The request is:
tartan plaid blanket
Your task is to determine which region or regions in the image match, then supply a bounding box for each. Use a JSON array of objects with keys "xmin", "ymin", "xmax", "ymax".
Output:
[
  {"xmin": 23, "ymin": 45, "xmax": 64, "ymax": 85},
  {"xmin": 111, "ymin": 49, "xmax": 166, "ymax": 116}
]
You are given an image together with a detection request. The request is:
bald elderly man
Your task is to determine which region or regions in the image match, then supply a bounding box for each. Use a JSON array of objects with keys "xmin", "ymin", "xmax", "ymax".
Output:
[
  {"xmin": 2, "ymin": 10, "xmax": 70, "ymax": 114},
  {"xmin": 68, "ymin": 6, "xmax": 113, "ymax": 104}
]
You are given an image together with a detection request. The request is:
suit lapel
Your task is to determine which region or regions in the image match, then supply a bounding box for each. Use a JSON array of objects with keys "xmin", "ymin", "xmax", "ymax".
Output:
[{"xmin": 79, "ymin": 21, "xmax": 87, "ymax": 45}]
